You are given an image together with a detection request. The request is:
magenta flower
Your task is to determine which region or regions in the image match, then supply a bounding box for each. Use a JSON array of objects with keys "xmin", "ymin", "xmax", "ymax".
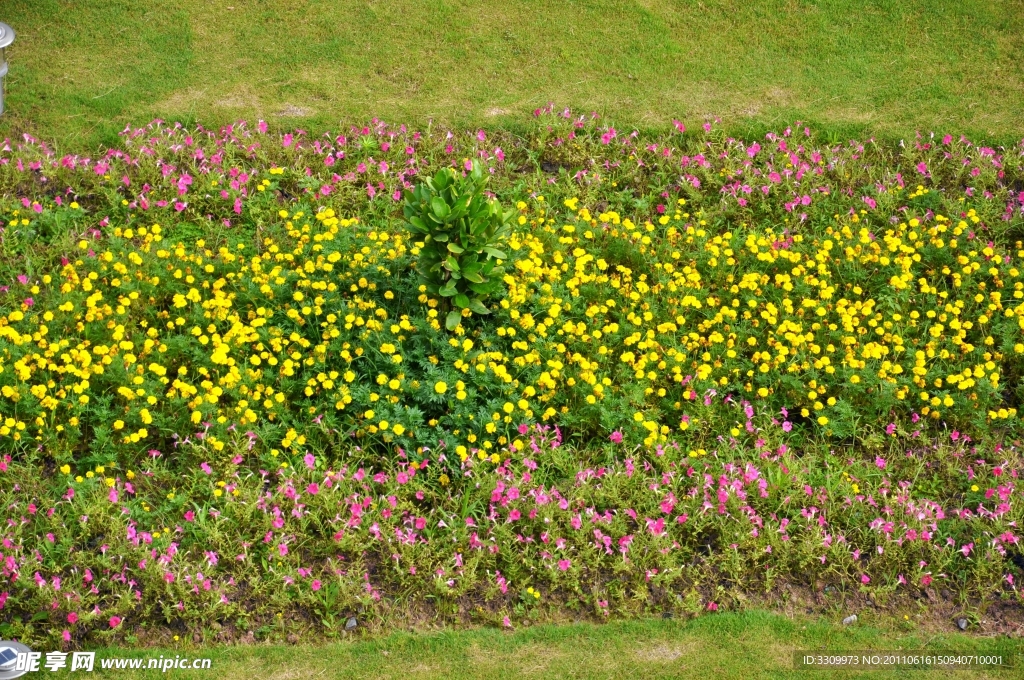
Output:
[
  {"xmin": 311, "ymin": 580, "xmax": 322, "ymax": 591},
  {"xmin": 306, "ymin": 482, "xmax": 320, "ymax": 495},
  {"xmin": 109, "ymin": 616, "xmax": 122, "ymax": 628},
  {"xmin": 609, "ymin": 431, "xmax": 623, "ymax": 444},
  {"xmin": 67, "ymin": 612, "xmax": 78, "ymax": 624},
  {"xmin": 557, "ymin": 560, "xmax": 571, "ymax": 571}
]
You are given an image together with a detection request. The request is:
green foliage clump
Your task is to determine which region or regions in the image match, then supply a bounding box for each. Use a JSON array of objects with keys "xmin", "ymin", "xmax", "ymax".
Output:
[{"xmin": 403, "ymin": 161, "xmax": 513, "ymax": 329}]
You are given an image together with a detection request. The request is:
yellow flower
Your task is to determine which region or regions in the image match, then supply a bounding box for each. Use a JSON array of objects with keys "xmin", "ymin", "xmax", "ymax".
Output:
[{"xmin": 435, "ymin": 381, "xmax": 447, "ymax": 394}]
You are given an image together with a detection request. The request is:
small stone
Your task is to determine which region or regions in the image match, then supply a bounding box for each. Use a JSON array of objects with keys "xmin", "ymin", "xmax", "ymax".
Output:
[
  {"xmin": 957, "ymin": 618, "xmax": 968, "ymax": 631},
  {"xmin": 286, "ymin": 633, "xmax": 299, "ymax": 644},
  {"xmin": 842, "ymin": 614, "xmax": 858, "ymax": 626},
  {"xmin": 345, "ymin": 616, "xmax": 358, "ymax": 631}
]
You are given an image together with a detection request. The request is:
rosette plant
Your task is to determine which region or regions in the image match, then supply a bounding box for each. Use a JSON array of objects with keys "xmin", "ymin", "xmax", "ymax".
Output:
[{"xmin": 402, "ymin": 159, "xmax": 514, "ymax": 330}]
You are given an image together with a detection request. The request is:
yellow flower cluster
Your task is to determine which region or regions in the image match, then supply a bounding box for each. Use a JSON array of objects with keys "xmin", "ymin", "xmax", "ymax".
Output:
[{"xmin": 0, "ymin": 189, "xmax": 1020, "ymax": 462}]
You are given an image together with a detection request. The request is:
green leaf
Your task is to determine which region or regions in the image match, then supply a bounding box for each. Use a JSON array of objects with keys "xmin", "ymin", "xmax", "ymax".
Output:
[
  {"xmin": 446, "ymin": 310, "xmax": 462, "ymax": 330},
  {"xmin": 447, "ymin": 242, "xmax": 465, "ymax": 254},
  {"xmin": 431, "ymin": 197, "xmax": 450, "ymax": 219},
  {"xmin": 483, "ymin": 247, "xmax": 507, "ymax": 259},
  {"xmin": 454, "ymin": 293, "xmax": 471, "ymax": 309},
  {"xmin": 468, "ymin": 298, "xmax": 491, "ymax": 315}
]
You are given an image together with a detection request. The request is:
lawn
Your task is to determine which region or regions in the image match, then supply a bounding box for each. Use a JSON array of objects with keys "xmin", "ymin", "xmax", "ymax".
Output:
[
  {"xmin": 1, "ymin": 1, "xmax": 1024, "ymax": 148},
  {"xmin": 81, "ymin": 612, "xmax": 1024, "ymax": 679}
]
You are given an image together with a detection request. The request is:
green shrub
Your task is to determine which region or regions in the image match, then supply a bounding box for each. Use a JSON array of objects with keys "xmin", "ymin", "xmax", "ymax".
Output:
[{"xmin": 402, "ymin": 160, "xmax": 514, "ymax": 330}]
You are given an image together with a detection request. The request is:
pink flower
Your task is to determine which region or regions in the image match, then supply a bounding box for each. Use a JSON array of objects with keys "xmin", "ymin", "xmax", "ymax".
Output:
[
  {"xmin": 67, "ymin": 612, "xmax": 78, "ymax": 624},
  {"xmin": 311, "ymin": 580, "xmax": 322, "ymax": 591},
  {"xmin": 306, "ymin": 483, "xmax": 320, "ymax": 495},
  {"xmin": 304, "ymin": 453, "xmax": 315, "ymax": 469},
  {"xmin": 609, "ymin": 431, "xmax": 623, "ymax": 444},
  {"xmin": 63, "ymin": 630, "xmax": 71, "ymax": 642},
  {"xmin": 707, "ymin": 602, "xmax": 718, "ymax": 611},
  {"xmin": 558, "ymin": 560, "xmax": 571, "ymax": 571},
  {"xmin": 646, "ymin": 517, "xmax": 666, "ymax": 537},
  {"xmin": 278, "ymin": 543, "xmax": 288, "ymax": 557},
  {"xmin": 109, "ymin": 616, "xmax": 122, "ymax": 628},
  {"xmin": 861, "ymin": 574, "xmax": 870, "ymax": 584}
]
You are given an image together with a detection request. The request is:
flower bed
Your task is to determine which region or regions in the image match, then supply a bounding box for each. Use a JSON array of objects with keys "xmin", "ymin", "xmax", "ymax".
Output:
[{"xmin": 0, "ymin": 112, "xmax": 1023, "ymax": 646}]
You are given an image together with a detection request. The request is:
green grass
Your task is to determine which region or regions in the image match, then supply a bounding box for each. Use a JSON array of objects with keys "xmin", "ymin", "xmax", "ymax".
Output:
[
  {"xmin": 2, "ymin": 0, "xmax": 1024, "ymax": 150},
  {"xmin": 83, "ymin": 612, "xmax": 1021, "ymax": 679}
]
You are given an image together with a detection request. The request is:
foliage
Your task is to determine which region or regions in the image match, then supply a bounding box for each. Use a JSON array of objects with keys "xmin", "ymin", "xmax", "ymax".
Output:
[
  {"xmin": 402, "ymin": 160, "xmax": 512, "ymax": 329},
  {"xmin": 0, "ymin": 114, "xmax": 1023, "ymax": 648}
]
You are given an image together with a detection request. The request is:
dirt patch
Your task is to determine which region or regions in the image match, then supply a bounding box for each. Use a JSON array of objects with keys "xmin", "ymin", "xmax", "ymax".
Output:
[
  {"xmin": 634, "ymin": 642, "xmax": 691, "ymax": 662},
  {"xmin": 276, "ymin": 104, "xmax": 313, "ymax": 118}
]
